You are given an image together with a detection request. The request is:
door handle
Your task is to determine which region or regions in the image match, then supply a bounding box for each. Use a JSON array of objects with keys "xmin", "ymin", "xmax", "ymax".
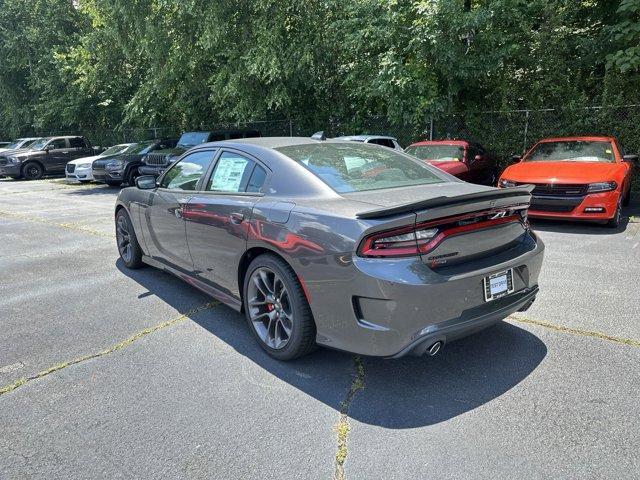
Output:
[
  {"xmin": 174, "ymin": 205, "xmax": 184, "ymax": 218},
  {"xmin": 229, "ymin": 213, "xmax": 245, "ymax": 224}
]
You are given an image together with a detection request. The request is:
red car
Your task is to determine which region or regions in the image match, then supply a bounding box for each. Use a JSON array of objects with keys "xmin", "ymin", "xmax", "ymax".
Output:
[
  {"xmin": 499, "ymin": 136, "xmax": 637, "ymax": 227},
  {"xmin": 404, "ymin": 140, "xmax": 498, "ymax": 185}
]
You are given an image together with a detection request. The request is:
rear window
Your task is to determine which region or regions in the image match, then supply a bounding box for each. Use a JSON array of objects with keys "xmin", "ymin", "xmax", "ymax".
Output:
[
  {"xmin": 275, "ymin": 143, "xmax": 444, "ymax": 193},
  {"xmin": 405, "ymin": 145, "xmax": 465, "ymax": 162},
  {"xmin": 526, "ymin": 141, "xmax": 615, "ymax": 163},
  {"xmin": 178, "ymin": 132, "xmax": 211, "ymax": 147}
]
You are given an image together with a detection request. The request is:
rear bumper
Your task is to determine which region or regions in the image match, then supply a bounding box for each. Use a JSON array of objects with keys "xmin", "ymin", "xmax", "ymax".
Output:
[
  {"xmin": 529, "ymin": 191, "xmax": 620, "ymax": 221},
  {"xmin": 390, "ymin": 286, "xmax": 538, "ymax": 357},
  {"xmin": 299, "ymin": 234, "xmax": 545, "ymax": 357}
]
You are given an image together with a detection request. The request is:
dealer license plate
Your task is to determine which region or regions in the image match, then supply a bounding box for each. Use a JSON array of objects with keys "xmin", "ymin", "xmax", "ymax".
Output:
[{"xmin": 483, "ymin": 269, "xmax": 514, "ymax": 302}]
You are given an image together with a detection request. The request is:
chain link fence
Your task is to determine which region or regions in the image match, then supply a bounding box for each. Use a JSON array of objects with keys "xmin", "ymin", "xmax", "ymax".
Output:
[{"xmin": 18, "ymin": 105, "xmax": 640, "ymax": 188}]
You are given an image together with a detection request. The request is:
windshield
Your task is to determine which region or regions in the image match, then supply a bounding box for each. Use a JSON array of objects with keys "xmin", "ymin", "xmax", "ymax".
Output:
[
  {"xmin": 29, "ymin": 138, "xmax": 50, "ymax": 150},
  {"xmin": 404, "ymin": 145, "xmax": 465, "ymax": 162},
  {"xmin": 526, "ymin": 141, "xmax": 615, "ymax": 163},
  {"xmin": 178, "ymin": 132, "xmax": 210, "ymax": 147},
  {"xmin": 5, "ymin": 138, "xmax": 34, "ymax": 149},
  {"xmin": 100, "ymin": 144, "xmax": 131, "ymax": 156},
  {"xmin": 276, "ymin": 143, "xmax": 444, "ymax": 193}
]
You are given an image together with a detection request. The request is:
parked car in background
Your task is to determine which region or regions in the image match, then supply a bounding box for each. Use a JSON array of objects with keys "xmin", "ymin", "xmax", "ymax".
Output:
[
  {"xmin": 115, "ymin": 137, "xmax": 543, "ymax": 360},
  {"xmin": 0, "ymin": 142, "xmax": 10, "ymax": 148},
  {"xmin": 499, "ymin": 136, "xmax": 636, "ymax": 228},
  {"xmin": 0, "ymin": 136, "xmax": 95, "ymax": 180},
  {"xmin": 336, "ymin": 135, "xmax": 403, "ymax": 150},
  {"xmin": 65, "ymin": 143, "xmax": 134, "ymax": 183},
  {"xmin": 0, "ymin": 137, "xmax": 41, "ymax": 154},
  {"xmin": 405, "ymin": 140, "xmax": 498, "ymax": 186},
  {"xmin": 138, "ymin": 129, "xmax": 261, "ymax": 177},
  {"xmin": 92, "ymin": 138, "xmax": 178, "ymax": 187}
]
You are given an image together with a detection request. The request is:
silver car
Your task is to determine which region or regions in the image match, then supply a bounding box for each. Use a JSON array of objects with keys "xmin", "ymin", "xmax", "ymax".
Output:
[{"xmin": 115, "ymin": 137, "xmax": 544, "ymax": 360}]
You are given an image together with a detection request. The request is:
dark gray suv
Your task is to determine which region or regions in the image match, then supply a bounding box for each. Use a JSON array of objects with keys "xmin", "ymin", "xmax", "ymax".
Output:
[{"xmin": 0, "ymin": 136, "xmax": 95, "ymax": 180}]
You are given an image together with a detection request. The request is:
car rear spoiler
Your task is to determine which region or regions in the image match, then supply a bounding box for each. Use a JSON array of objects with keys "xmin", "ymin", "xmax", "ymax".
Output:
[{"xmin": 356, "ymin": 185, "xmax": 535, "ymax": 219}]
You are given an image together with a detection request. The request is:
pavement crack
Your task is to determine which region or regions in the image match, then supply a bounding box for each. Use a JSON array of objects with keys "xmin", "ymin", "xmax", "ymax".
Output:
[
  {"xmin": 0, "ymin": 301, "xmax": 218, "ymax": 397},
  {"xmin": 0, "ymin": 210, "xmax": 114, "ymax": 238},
  {"xmin": 333, "ymin": 355, "xmax": 365, "ymax": 480},
  {"xmin": 509, "ymin": 315, "xmax": 640, "ymax": 348}
]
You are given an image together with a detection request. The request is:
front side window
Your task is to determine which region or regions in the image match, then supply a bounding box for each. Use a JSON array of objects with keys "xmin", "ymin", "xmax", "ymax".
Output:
[
  {"xmin": 207, "ymin": 152, "xmax": 255, "ymax": 193},
  {"xmin": 160, "ymin": 150, "xmax": 215, "ymax": 190},
  {"xmin": 404, "ymin": 145, "xmax": 465, "ymax": 162},
  {"xmin": 49, "ymin": 139, "xmax": 67, "ymax": 150},
  {"xmin": 29, "ymin": 138, "xmax": 50, "ymax": 150},
  {"xmin": 277, "ymin": 143, "xmax": 444, "ymax": 193},
  {"xmin": 526, "ymin": 141, "xmax": 615, "ymax": 163}
]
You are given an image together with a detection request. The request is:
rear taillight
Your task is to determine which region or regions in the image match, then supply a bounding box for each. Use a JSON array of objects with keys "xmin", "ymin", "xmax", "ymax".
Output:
[{"xmin": 358, "ymin": 211, "xmax": 523, "ymax": 258}]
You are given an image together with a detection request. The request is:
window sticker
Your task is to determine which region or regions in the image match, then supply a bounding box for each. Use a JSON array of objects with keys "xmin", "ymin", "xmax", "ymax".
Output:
[{"xmin": 210, "ymin": 156, "xmax": 248, "ymax": 191}]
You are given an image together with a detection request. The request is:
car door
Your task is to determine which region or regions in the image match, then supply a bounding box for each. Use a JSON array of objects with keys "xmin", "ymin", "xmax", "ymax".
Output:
[
  {"xmin": 144, "ymin": 149, "xmax": 217, "ymax": 271},
  {"xmin": 185, "ymin": 149, "xmax": 269, "ymax": 299},
  {"xmin": 45, "ymin": 138, "xmax": 72, "ymax": 172}
]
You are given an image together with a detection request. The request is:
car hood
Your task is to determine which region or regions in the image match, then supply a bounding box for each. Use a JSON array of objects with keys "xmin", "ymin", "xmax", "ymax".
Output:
[
  {"xmin": 424, "ymin": 160, "xmax": 468, "ymax": 176},
  {"xmin": 11, "ymin": 149, "xmax": 45, "ymax": 159},
  {"xmin": 503, "ymin": 161, "xmax": 622, "ymax": 183},
  {"xmin": 70, "ymin": 154, "xmax": 102, "ymax": 165}
]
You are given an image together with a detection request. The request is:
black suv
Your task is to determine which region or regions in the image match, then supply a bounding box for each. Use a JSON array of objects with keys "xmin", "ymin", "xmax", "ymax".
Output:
[
  {"xmin": 0, "ymin": 136, "xmax": 95, "ymax": 180},
  {"xmin": 138, "ymin": 129, "xmax": 261, "ymax": 177},
  {"xmin": 92, "ymin": 138, "xmax": 178, "ymax": 187}
]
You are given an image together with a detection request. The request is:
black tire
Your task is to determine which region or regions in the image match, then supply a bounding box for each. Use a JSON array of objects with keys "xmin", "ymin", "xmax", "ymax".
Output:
[
  {"xmin": 115, "ymin": 209, "xmax": 144, "ymax": 269},
  {"xmin": 622, "ymin": 189, "xmax": 631, "ymax": 207},
  {"xmin": 22, "ymin": 161, "xmax": 44, "ymax": 180},
  {"xmin": 106, "ymin": 180, "xmax": 121, "ymax": 187},
  {"xmin": 606, "ymin": 195, "xmax": 623, "ymax": 228},
  {"xmin": 126, "ymin": 168, "xmax": 140, "ymax": 187},
  {"xmin": 243, "ymin": 254, "xmax": 317, "ymax": 360},
  {"xmin": 79, "ymin": 180, "xmax": 91, "ymax": 184}
]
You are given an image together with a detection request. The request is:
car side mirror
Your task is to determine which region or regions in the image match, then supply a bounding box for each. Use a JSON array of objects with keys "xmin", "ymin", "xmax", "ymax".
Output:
[
  {"xmin": 44, "ymin": 147, "xmax": 50, "ymax": 153},
  {"xmin": 135, "ymin": 175, "xmax": 157, "ymax": 190},
  {"xmin": 623, "ymin": 154, "xmax": 639, "ymax": 165},
  {"xmin": 511, "ymin": 155, "xmax": 522, "ymax": 163}
]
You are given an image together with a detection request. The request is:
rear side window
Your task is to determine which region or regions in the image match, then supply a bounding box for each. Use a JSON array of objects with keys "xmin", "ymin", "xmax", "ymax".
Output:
[
  {"xmin": 161, "ymin": 150, "xmax": 215, "ymax": 190},
  {"xmin": 246, "ymin": 165, "xmax": 267, "ymax": 193},
  {"xmin": 207, "ymin": 151, "xmax": 255, "ymax": 193},
  {"xmin": 69, "ymin": 137, "xmax": 86, "ymax": 148}
]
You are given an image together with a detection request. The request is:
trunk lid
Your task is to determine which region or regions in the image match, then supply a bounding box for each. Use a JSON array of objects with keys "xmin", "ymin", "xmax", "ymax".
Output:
[{"xmin": 354, "ymin": 184, "xmax": 533, "ymax": 268}]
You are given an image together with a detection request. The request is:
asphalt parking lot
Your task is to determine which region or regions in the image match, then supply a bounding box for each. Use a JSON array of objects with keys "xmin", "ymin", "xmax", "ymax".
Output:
[{"xmin": 1, "ymin": 178, "xmax": 639, "ymax": 480}]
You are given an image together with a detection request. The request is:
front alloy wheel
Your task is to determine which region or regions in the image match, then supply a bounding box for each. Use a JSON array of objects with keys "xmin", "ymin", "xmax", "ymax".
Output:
[{"xmin": 115, "ymin": 210, "xmax": 143, "ymax": 268}]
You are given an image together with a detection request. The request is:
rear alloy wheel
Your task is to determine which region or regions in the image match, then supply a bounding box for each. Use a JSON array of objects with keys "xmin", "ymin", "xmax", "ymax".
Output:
[
  {"xmin": 22, "ymin": 162, "xmax": 44, "ymax": 180},
  {"xmin": 244, "ymin": 255, "xmax": 316, "ymax": 360},
  {"xmin": 115, "ymin": 209, "xmax": 144, "ymax": 268},
  {"xmin": 606, "ymin": 196, "xmax": 623, "ymax": 228}
]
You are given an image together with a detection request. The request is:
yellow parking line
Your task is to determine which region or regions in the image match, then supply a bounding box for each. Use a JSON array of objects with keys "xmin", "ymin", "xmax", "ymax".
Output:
[
  {"xmin": 0, "ymin": 210, "xmax": 113, "ymax": 238},
  {"xmin": 0, "ymin": 302, "xmax": 218, "ymax": 396},
  {"xmin": 509, "ymin": 315, "xmax": 640, "ymax": 348}
]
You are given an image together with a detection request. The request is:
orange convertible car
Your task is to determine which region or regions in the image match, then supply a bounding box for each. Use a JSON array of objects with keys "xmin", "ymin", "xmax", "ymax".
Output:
[{"xmin": 499, "ymin": 136, "xmax": 637, "ymax": 227}]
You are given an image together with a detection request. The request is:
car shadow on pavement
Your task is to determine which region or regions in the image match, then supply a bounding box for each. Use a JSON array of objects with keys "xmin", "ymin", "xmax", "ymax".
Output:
[{"xmin": 117, "ymin": 259, "xmax": 547, "ymax": 429}]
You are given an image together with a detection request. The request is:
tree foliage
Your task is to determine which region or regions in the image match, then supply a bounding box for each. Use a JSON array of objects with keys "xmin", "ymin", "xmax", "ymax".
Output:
[{"xmin": 0, "ymin": 0, "xmax": 637, "ymax": 138}]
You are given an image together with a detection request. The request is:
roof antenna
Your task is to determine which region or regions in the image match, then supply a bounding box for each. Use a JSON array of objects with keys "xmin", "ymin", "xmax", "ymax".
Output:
[{"xmin": 311, "ymin": 131, "xmax": 326, "ymax": 141}]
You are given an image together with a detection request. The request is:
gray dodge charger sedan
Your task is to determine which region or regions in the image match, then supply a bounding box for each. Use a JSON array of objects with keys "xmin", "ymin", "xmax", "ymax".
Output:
[{"xmin": 114, "ymin": 137, "xmax": 544, "ymax": 360}]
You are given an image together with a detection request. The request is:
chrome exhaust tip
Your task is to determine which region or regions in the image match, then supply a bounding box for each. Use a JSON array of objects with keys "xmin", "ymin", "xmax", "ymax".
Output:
[{"xmin": 427, "ymin": 341, "xmax": 443, "ymax": 356}]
